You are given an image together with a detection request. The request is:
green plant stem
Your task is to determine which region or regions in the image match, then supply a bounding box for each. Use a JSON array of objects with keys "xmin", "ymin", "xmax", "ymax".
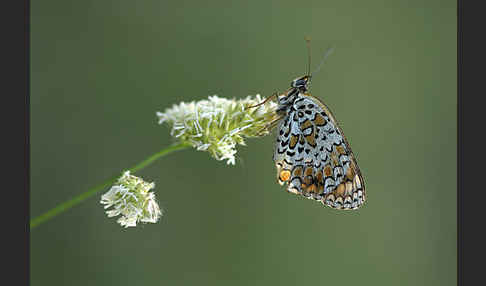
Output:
[{"xmin": 30, "ymin": 143, "xmax": 190, "ymax": 229}]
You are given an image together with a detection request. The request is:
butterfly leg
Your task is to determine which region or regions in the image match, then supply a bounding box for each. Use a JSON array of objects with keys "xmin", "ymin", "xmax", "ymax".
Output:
[
  {"xmin": 256, "ymin": 113, "xmax": 284, "ymax": 136},
  {"xmin": 245, "ymin": 91, "xmax": 278, "ymax": 109}
]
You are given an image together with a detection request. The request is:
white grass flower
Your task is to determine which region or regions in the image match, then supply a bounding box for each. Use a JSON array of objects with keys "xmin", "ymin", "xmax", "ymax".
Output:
[
  {"xmin": 156, "ymin": 94, "xmax": 278, "ymax": 165},
  {"xmin": 100, "ymin": 171, "xmax": 162, "ymax": 228}
]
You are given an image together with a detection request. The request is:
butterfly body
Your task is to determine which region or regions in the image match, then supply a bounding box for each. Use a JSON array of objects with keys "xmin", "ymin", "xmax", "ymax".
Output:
[{"xmin": 272, "ymin": 75, "xmax": 366, "ymax": 210}]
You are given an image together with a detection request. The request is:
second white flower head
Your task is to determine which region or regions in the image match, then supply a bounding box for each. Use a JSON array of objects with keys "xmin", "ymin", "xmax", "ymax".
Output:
[{"xmin": 100, "ymin": 171, "xmax": 162, "ymax": 228}]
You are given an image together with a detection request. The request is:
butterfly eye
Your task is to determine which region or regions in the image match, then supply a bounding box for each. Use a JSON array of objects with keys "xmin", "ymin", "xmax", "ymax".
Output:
[{"xmin": 293, "ymin": 78, "xmax": 308, "ymax": 87}]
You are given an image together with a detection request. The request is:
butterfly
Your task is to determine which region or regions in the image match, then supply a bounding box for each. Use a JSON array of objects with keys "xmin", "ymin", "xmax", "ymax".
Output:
[{"xmin": 251, "ymin": 40, "xmax": 366, "ymax": 210}]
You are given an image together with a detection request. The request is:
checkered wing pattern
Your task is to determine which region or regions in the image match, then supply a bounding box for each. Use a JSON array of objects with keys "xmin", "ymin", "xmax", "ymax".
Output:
[{"xmin": 273, "ymin": 93, "xmax": 365, "ymax": 210}]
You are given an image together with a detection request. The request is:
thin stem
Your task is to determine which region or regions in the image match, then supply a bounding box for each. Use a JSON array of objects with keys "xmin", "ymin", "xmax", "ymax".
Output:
[{"xmin": 30, "ymin": 143, "xmax": 190, "ymax": 229}]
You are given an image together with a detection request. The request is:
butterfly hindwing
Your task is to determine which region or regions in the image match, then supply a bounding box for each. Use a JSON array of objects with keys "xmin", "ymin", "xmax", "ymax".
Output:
[{"xmin": 273, "ymin": 93, "xmax": 365, "ymax": 210}]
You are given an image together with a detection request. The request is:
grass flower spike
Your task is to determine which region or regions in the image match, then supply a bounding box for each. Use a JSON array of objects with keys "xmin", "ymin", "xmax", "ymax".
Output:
[
  {"xmin": 100, "ymin": 171, "xmax": 162, "ymax": 228},
  {"xmin": 32, "ymin": 95, "xmax": 276, "ymax": 229},
  {"xmin": 157, "ymin": 95, "xmax": 278, "ymax": 165}
]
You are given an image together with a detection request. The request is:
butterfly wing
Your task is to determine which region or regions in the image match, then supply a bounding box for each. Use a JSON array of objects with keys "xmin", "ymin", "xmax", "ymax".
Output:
[{"xmin": 273, "ymin": 93, "xmax": 365, "ymax": 210}]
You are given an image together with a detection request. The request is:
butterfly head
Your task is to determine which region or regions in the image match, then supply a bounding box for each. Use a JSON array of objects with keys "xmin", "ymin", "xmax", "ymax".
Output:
[{"xmin": 291, "ymin": 75, "xmax": 311, "ymax": 92}]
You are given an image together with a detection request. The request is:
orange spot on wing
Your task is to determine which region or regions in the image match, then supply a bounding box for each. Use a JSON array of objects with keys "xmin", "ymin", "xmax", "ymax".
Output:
[
  {"xmin": 304, "ymin": 167, "xmax": 314, "ymax": 177},
  {"xmin": 279, "ymin": 170, "xmax": 291, "ymax": 182},
  {"xmin": 292, "ymin": 166, "xmax": 303, "ymax": 177},
  {"xmin": 345, "ymin": 166, "xmax": 355, "ymax": 180},
  {"xmin": 305, "ymin": 129, "xmax": 316, "ymax": 147},
  {"xmin": 300, "ymin": 120, "xmax": 313, "ymax": 131},
  {"xmin": 289, "ymin": 134, "xmax": 299, "ymax": 148},
  {"xmin": 315, "ymin": 169, "xmax": 323, "ymax": 184},
  {"xmin": 336, "ymin": 145, "xmax": 346, "ymax": 155},
  {"xmin": 314, "ymin": 113, "xmax": 326, "ymax": 126},
  {"xmin": 307, "ymin": 184, "xmax": 317, "ymax": 193},
  {"xmin": 324, "ymin": 165, "xmax": 333, "ymax": 177},
  {"xmin": 345, "ymin": 181, "xmax": 353, "ymax": 195},
  {"xmin": 331, "ymin": 152, "xmax": 339, "ymax": 166},
  {"xmin": 335, "ymin": 183, "xmax": 346, "ymax": 197}
]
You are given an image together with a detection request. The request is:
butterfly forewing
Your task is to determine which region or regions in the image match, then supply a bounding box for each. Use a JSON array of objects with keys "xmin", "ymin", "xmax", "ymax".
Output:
[{"xmin": 273, "ymin": 92, "xmax": 365, "ymax": 210}]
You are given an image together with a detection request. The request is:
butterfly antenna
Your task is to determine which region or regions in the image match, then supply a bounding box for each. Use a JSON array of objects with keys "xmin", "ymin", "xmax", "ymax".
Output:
[
  {"xmin": 311, "ymin": 46, "xmax": 335, "ymax": 76},
  {"xmin": 305, "ymin": 37, "xmax": 312, "ymax": 77}
]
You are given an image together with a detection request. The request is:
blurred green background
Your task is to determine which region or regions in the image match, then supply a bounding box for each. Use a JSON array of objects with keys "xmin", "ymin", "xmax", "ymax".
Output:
[{"xmin": 31, "ymin": 1, "xmax": 456, "ymax": 285}]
